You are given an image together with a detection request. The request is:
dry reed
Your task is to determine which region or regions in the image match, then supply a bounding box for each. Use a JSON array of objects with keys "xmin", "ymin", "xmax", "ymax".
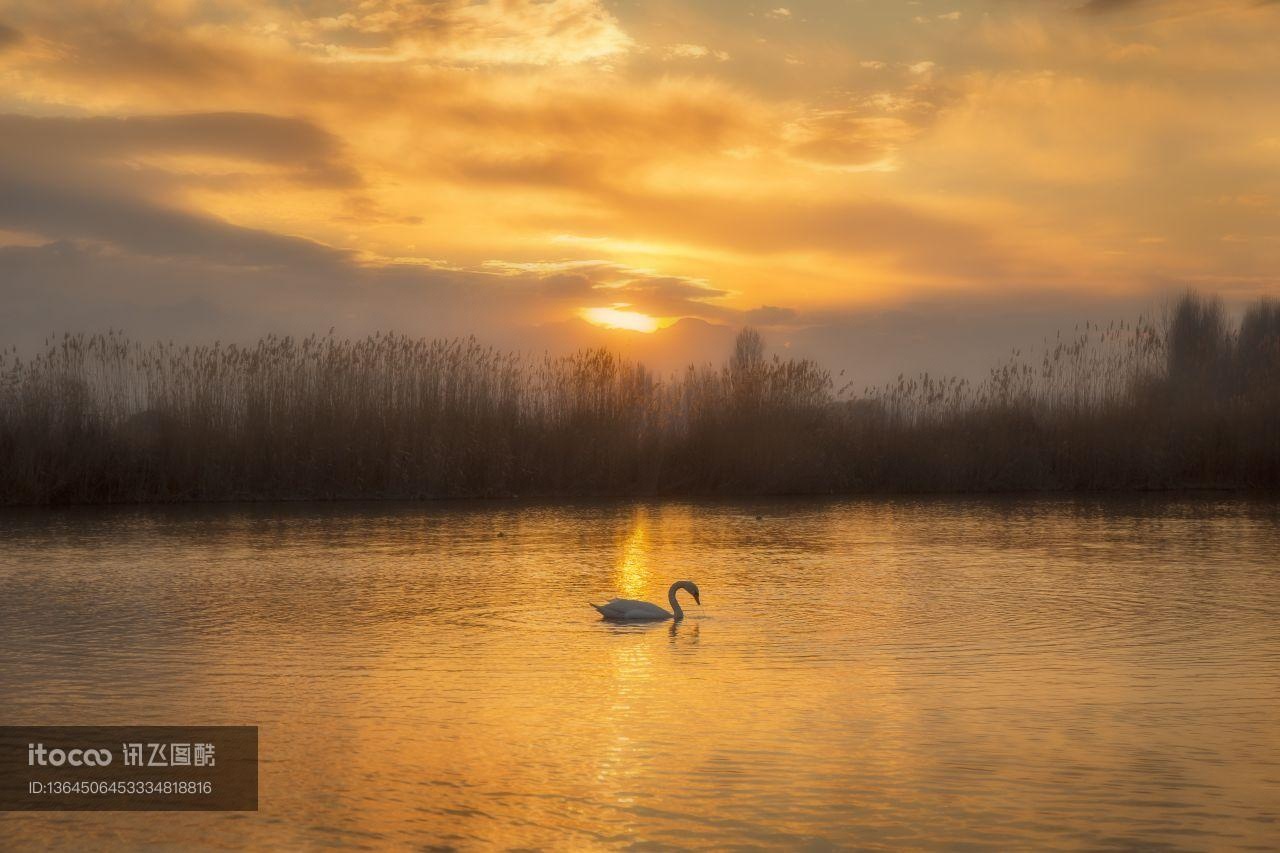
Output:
[{"xmin": 1, "ymin": 292, "xmax": 1276, "ymax": 504}]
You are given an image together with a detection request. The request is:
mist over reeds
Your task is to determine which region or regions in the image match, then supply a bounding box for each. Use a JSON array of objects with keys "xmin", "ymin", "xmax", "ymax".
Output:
[{"xmin": 1, "ymin": 293, "xmax": 1277, "ymax": 505}]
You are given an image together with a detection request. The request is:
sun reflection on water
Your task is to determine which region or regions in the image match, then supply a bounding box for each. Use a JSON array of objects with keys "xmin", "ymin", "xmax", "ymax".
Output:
[{"xmin": 613, "ymin": 511, "xmax": 652, "ymax": 598}]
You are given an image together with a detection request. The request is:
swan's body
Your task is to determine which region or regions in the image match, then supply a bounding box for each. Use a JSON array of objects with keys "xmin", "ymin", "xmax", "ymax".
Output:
[{"xmin": 591, "ymin": 580, "xmax": 701, "ymax": 621}]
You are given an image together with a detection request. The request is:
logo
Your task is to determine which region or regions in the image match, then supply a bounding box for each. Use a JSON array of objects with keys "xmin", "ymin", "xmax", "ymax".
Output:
[{"xmin": 27, "ymin": 744, "xmax": 113, "ymax": 767}]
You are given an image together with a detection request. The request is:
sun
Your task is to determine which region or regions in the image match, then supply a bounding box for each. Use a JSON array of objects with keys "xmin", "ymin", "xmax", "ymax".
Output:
[{"xmin": 579, "ymin": 306, "xmax": 662, "ymax": 334}]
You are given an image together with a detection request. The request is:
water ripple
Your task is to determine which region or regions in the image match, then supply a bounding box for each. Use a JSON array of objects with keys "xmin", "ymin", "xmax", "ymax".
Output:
[{"xmin": 1, "ymin": 495, "xmax": 1278, "ymax": 850}]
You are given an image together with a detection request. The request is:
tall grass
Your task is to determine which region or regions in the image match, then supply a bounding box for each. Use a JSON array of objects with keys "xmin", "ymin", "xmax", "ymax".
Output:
[{"xmin": 1, "ymin": 292, "xmax": 1277, "ymax": 504}]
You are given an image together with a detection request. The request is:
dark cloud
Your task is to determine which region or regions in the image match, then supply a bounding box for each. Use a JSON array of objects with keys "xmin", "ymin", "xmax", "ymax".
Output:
[
  {"xmin": 0, "ymin": 171, "xmax": 349, "ymax": 269},
  {"xmin": 0, "ymin": 112, "xmax": 359, "ymax": 187},
  {"xmin": 537, "ymin": 272, "xmax": 596, "ymax": 298},
  {"xmin": 1071, "ymin": 0, "xmax": 1272, "ymax": 12},
  {"xmin": 0, "ymin": 241, "xmax": 244, "ymax": 345},
  {"xmin": 608, "ymin": 275, "xmax": 729, "ymax": 316},
  {"xmin": 37, "ymin": 23, "xmax": 252, "ymax": 90},
  {"xmin": 0, "ymin": 239, "xmax": 502, "ymax": 352},
  {"xmin": 1077, "ymin": 0, "xmax": 1144, "ymax": 13},
  {"xmin": 745, "ymin": 305, "xmax": 798, "ymax": 325},
  {"xmin": 0, "ymin": 21, "xmax": 20, "ymax": 49},
  {"xmin": 784, "ymin": 292, "xmax": 1166, "ymax": 391},
  {"xmin": 0, "ymin": 111, "xmax": 366, "ymax": 272}
]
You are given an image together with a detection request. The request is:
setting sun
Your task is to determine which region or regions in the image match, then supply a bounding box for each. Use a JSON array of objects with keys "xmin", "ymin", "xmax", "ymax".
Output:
[{"xmin": 580, "ymin": 306, "xmax": 662, "ymax": 333}]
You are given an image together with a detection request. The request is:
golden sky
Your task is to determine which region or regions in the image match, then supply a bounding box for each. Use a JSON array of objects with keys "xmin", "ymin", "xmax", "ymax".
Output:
[{"xmin": 0, "ymin": 0, "xmax": 1277, "ymax": 374}]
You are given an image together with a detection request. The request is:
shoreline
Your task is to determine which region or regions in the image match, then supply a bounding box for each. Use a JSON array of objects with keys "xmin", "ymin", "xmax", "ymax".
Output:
[{"xmin": 5, "ymin": 484, "xmax": 1279, "ymax": 511}]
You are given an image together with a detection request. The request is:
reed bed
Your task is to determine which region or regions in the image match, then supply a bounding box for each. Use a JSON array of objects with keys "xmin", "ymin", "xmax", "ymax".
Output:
[{"xmin": 1, "ymin": 293, "xmax": 1277, "ymax": 504}]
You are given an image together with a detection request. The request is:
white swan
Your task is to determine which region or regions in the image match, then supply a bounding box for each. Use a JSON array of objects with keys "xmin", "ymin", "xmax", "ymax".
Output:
[{"xmin": 591, "ymin": 580, "xmax": 701, "ymax": 621}]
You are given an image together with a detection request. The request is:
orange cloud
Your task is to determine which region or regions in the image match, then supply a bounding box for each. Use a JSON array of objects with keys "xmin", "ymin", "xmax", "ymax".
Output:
[
  {"xmin": 0, "ymin": 0, "xmax": 1277, "ymax": 375},
  {"xmin": 276, "ymin": 0, "xmax": 633, "ymax": 66}
]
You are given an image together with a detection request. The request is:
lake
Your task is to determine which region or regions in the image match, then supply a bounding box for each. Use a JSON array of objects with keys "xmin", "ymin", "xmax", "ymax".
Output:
[{"xmin": 1, "ymin": 496, "xmax": 1278, "ymax": 850}]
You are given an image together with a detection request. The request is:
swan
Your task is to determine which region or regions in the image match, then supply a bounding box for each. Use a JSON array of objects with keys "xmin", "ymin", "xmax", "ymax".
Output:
[{"xmin": 591, "ymin": 580, "xmax": 701, "ymax": 621}]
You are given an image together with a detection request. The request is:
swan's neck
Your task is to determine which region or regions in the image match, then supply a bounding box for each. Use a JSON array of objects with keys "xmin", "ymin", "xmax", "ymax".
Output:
[{"xmin": 668, "ymin": 583, "xmax": 684, "ymax": 620}]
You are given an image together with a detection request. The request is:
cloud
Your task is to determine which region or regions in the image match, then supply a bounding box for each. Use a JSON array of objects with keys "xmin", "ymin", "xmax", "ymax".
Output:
[
  {"xmin": 0, "ymin": 238, "xmax": 763, "ymax": 369},
  {"xmin": 0, "ymin": 111, "xmax": 361, "ymax": 269},
  {"xmin": 915, "ymin": 11, "xmax": 962, "ymax": 24},
  {"xmin": 575, "ymin": 191, "xmax": 1013, "ymax": 284},
  {"xmin": 0, "ymin": 171, "xmax": 349, "ymax": 269},
  {"xmin": 5, "ymin": 18, "xmax": 255, "ymax": 99},
  {"xmin": 279, "ymin": 0, "xmax": 632, "ymax": 66},
  {"xmin": 1072, "ymin": 0, "xmax": 1277, "ymax": 15},
  {"xmin": 483, "ymin": 260, "xmax": 733, "ymax": 318},
  {"xmin": 784, "ymin": 291, "xmax": 1170, "ymax": 390},
  {"xmin": 440, "ymin": 77, "xmax": 762, "ymax": 156},
  {"xmin": 603, "ymin": 274, "xmax": 730, "ymax": 316},
  {"xmin": 455, "ymin": 152, "xmax": 600, "ymax": 191},
  {"xmin": 0, "ymin": 20, "xmax": 20, "ymax": 49},
  {"xmin": 0, "ymin": 239, "xmax": 492, "ymax": 351},
  {"xmin": 661, "ymin": 43, "xmax": 729, "ymax": 61},
  {"xmin": 1, "ymin": 0, "xmax": 1278, "ymax": 373},
  {"xmin": 0, "ymin": 112, "xmax": 358, "ymax": 187},
  {"xmin": 1077, "ymin": 0, "xmax": 1145, "ymax": 13},
  {"xmin": 745, "ymin": 305, "xmax": 798, "ymax": 325},
  {"xmin": 0, "ymin": 86, "xmax": 779, "ymax": 332},
  {"xmin": 784, "ymin": 111, "xmax": 919, "ymax": 169}
]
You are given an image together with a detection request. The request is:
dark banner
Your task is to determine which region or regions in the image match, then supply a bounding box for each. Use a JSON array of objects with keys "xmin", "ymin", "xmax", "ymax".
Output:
[{"xmin": 0, "ymin": 726, "xmax": 257, "ymax": 811}]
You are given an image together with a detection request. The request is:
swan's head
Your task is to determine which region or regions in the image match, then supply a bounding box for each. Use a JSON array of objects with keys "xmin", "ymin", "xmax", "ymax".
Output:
[{"xmin": 674, "ymin": 580, "xmax": 701, "ymax": 605}]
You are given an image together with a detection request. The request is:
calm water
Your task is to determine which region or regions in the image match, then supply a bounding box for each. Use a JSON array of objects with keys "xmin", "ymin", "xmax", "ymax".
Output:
[{"xmin": 2, "ymin": 497, "xmax": 1279, "ymax": 850}]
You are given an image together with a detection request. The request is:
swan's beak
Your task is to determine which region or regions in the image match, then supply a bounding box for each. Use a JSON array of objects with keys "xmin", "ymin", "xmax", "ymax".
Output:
[{"xmin": 694, "ymin": 594, "xmax": 701, "ymax": 606}]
